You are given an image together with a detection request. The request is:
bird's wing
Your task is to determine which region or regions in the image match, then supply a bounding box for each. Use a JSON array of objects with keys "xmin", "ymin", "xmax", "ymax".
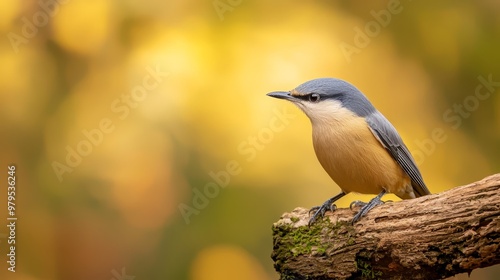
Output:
[{"xmin": 366, "ymin": 112, "xmax": 430, "ymax": 197}]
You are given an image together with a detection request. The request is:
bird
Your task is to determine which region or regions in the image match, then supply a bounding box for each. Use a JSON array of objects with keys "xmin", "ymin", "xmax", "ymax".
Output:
[{"xmin": 267, "ymin": 78, "xmax": 431, "ymax": 224}]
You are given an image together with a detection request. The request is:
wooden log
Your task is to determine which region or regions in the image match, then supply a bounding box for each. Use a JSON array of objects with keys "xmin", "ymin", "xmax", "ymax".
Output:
[{"xmin": 271, "ymin": 174, "xmax": 500, "ymax": 279}]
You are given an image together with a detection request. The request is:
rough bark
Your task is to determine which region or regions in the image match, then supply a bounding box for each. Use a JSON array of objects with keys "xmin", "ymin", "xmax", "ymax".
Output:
[{"xmin": 271, "ymin": 174, "xmax": 500, "ymax": 280}]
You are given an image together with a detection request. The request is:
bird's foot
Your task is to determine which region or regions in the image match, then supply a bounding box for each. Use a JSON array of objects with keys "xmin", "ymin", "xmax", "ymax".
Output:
[
  {"xmin": 349, "ymin": 199, "xmax": 392, "ymax": 210},
  {"xmin": 308, "ymin": 198, "xmax": 338, "ymax": 226},
  {"xmin": 349, "ymin": 190, "xmax": 388, "ymax": 224}
]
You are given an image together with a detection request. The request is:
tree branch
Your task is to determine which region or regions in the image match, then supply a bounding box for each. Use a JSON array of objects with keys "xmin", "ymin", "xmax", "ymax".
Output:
[{"xmin": 271, "ymin": 174, "xmax": 500, "ymax": 280}]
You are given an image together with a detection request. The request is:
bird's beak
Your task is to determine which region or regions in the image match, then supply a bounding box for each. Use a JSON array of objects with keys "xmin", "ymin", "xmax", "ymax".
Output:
[{"xmin": 266, "ymin": 91, "xmax": 295, "ymax": 101}]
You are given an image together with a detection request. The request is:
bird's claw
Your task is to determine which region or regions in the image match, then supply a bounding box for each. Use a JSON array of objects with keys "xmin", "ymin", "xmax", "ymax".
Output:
[
  {"xmin": 350, "ymin": 198, "xmax": 387, "ymax": 224},
  {"xmin": 308, "ymin": 200, "xmax": 337, "ymax": 226},
  {"xmin": 350, "ymin": 199, "xmax": 392, "ymax": 211},
  {"xmin": 349, "ymin": 200, "xmax": 366, "ymax": 210}
]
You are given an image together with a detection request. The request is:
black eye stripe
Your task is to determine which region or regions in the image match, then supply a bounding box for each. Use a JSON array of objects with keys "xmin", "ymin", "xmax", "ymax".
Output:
[{"xmin": 295, "ymin": 93, "xmax": 327, "ymax": 101}]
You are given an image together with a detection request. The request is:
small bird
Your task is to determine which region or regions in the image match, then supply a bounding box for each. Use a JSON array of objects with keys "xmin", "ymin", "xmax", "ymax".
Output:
[{"xmin": 267, "ymin": 78, "xmax": 430, "ymax": 224}]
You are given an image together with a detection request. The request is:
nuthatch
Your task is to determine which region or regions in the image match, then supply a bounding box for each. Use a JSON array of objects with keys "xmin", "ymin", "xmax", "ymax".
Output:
[{"xmin": 267, "ymin": 78, "xmax": 430, "ymax": 224}]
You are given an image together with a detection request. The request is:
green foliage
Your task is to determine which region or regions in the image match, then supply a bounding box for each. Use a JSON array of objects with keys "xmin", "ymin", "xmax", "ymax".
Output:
[{"xmin": 273, "ymin": 217, "xmax": 355, "ymax": 259}]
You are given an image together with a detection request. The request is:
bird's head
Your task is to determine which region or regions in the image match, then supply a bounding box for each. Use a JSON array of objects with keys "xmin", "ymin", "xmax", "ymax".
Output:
[{"xmin": 267, "ymin": 78, "xmax": 376, "ymax": 124}]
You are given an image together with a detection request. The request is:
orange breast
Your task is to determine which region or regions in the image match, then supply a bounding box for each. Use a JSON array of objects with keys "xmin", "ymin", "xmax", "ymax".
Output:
[{"xmin": 312, "ymin": 116, "xmax": 411, "ymax": 197}]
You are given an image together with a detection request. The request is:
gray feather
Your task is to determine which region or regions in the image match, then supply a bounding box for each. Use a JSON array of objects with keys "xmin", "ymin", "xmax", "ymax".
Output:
[
  {"xmin": 295, "ymin": 78, "xmax": 376, "ymax": 117},
  {"xmin": 366, "ymin": 112, "xmax": 431, "ymax": 197}
]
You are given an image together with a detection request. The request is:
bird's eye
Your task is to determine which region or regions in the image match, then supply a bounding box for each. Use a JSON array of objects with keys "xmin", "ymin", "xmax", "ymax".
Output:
[{"xmin": 309, "ymin": 93, "xmax": 321, "ymax": 103}]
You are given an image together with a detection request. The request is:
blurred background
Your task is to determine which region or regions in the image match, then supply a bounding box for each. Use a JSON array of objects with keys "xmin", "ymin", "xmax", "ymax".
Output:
[{"xmin": 0, "ymin": 0, "xmax": 499, "ymax": 279}]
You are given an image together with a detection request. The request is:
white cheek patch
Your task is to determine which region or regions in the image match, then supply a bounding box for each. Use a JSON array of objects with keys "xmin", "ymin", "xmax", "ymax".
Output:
[{"xmin": 297, "ymin": 100, "xmax": 357, "ymax": 125}]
